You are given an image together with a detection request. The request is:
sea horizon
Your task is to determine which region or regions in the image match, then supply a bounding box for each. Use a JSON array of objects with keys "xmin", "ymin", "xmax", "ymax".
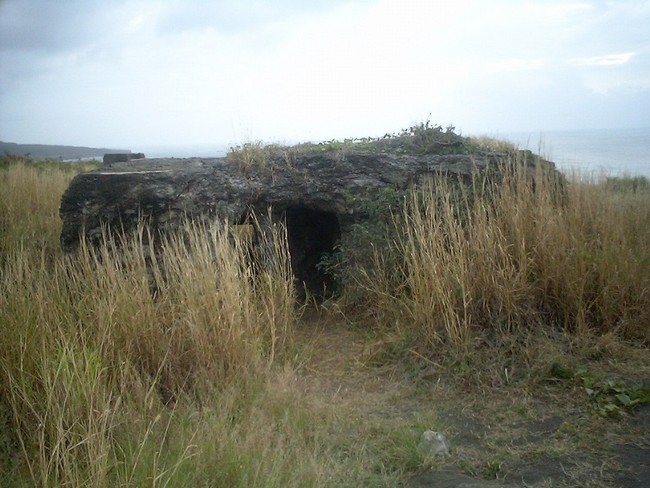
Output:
[{"xmin": 490, "ymin": 127, "xmax": 650, "ymax": 179}]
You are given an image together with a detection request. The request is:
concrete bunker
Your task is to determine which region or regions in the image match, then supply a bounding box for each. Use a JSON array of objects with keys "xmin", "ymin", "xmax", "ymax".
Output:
[
  {"xmin": 284, "ymin": 205, "xmax": 341, "ymax": 299},
  {"xmin": 59, "ymin": 137, "xmax": 535, "ymax": 303}
]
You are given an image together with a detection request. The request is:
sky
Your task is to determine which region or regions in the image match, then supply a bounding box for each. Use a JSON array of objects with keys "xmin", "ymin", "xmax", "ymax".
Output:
[{"xmin": 1, "ymin": 0, "xmax": 649, "ymax": 149}]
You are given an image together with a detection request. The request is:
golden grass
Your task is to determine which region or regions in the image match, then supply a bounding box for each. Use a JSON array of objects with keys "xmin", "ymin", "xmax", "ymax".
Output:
[
  {"xmin": 1, "ymin": 154, "xmax": 648, "ymax": 486},
  {"xmin": 359, "ymin": 159, "xmax": 650, "ymax": 356},
  {"xmin": 0, "ymin": 161, "xmax": 79, "ymax": 262},
  {"xmin": 0, "ymin": 218, "xmax": 306, "ymax": 485},
  {"xmin": 0, "ymin": 158, "xmax": 418, "ymax": 487},
  {"xmin": 0, "ymin": 157, "xmax": 304, "ymax": 485}
]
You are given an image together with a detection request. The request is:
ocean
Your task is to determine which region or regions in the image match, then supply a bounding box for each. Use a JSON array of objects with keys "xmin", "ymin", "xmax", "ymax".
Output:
[
  {"xmin": 493, "ymin": 127, "xmax": 650, "ymax": 179},
  {"xmin": 139, "ymin": 143, "xmax": 230, "ymax": 159}
]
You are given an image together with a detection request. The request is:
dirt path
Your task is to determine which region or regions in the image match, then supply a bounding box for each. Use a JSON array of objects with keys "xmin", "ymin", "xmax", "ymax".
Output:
[
  {"xmin": 294, "ymin": 307, "xmax": 650, "ymax": 488},
  {"xmin": 294, "ymin": 307, "xmax": 415, "ymax": 416}
]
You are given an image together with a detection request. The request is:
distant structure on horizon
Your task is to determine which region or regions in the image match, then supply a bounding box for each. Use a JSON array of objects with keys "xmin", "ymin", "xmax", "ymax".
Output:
[{"xmin": 103, "ymin": 153, "xmax": 146, "ymax": 165}]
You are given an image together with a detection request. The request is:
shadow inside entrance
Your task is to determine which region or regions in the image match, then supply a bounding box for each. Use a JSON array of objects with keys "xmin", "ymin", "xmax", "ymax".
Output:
[{"xmin": 284, "ymin": 206, "xmax": 341, "ymax": 300}]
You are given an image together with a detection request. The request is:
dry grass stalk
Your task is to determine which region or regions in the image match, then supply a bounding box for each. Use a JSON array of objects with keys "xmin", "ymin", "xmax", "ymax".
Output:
[{"xmin": 361, "ymin": 156, "xmax": 650, "ymax": 354}]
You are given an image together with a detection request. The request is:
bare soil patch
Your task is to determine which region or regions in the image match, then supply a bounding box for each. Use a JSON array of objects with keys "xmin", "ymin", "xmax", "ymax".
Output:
[{"xmin": 295, "ymin": 308, "xmax": 650, "ymax": 487}]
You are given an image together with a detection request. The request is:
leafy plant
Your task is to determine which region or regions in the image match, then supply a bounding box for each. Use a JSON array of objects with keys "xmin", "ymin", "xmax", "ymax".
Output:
[
  {"xmin": 338, "ymin": 187, "xmax": 408, "ymax": 294},
  {"xmin": 315, "ymin": 243, "xmax": 345, "ymax": 290},
  {"xmin": 398, "ymin": 119, "xmax": 465, "ymax": 154},
  {"xmin": 581, "ymin": 374, "xmax": 650, "ymax": 417},
  {"xmin": 549, "ymin": 364, "xmax": 650, "ymax": 417},
  {"xmin": 226, "ymin": 141, "xmax": 272, "ymax": 173}
]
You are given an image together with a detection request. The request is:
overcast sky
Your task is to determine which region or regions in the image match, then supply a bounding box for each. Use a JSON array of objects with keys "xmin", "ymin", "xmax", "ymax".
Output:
[{"xmin": 1, "ymin": 0, "xmax": 649, "ymax": 148}]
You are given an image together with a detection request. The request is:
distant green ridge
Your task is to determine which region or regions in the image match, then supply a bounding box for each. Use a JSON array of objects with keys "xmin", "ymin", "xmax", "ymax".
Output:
[{"xmin": 0, "ymin": 141, "xmax": 130, "ymax": 160}]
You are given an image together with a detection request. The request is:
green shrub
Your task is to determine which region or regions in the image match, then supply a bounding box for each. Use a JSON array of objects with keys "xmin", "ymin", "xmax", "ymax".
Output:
[{"xmin": 604, "ymin": 175, "xmax": 650, "ymax": 193}]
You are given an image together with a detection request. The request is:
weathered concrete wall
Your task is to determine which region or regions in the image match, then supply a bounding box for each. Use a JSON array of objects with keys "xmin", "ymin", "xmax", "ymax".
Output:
[
  {"xmin": 60, "ymin": 139, "xmax": 554, "ymax": 295},
  {"xmin": 60, "ymin": 149, "xmax": 508, "ymax": 252}
]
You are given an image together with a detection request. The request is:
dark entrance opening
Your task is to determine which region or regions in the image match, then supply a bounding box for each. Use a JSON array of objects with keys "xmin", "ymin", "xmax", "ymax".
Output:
[{"xmin": 285, "ymin": 206, "xmax": 341, "ymax": 299}]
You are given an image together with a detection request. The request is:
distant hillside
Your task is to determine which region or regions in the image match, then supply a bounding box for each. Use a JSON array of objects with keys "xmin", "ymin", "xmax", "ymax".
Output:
[{"xmin": 1, "ymin": 141, "xmax": 130, "ymax": 160}]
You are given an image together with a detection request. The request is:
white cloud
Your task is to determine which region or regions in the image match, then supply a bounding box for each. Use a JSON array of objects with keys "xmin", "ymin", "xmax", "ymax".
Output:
[{"xmin": 568, "ymin": 52, "xmax": 636, "ymax": 66}]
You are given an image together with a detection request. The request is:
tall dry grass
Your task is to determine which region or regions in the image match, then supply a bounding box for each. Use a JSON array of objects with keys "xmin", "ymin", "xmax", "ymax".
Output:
[
  {"xmin": 1, "ymin": 157, "xmax": 434, "ymax": 487},
  {"xmin": 0, "ymin": 159, "xmax": 82, "ymax": 263},
  {"xmin": 0, "ymin": 158, "xmax": 308, "ymax": 485},
  {"xmin": 1, "ymin": 215, "xmax": 298, "ymax": 484},
  {"xmin": 361, "ymin": 158, "xmax": 650, "ymax": 355}
]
